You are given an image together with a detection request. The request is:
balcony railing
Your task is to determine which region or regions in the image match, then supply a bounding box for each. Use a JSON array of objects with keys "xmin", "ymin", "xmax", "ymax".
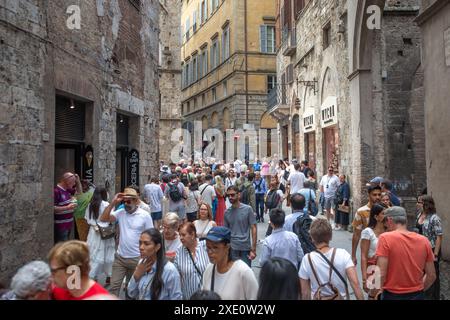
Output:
[{"xmin": 267, "ymin": 84, "xmax": 288, "ymax": 110}]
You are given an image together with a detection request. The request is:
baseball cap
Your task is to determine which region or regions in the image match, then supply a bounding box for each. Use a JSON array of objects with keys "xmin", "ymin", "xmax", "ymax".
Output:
[
  {"xmin": 370, "ymin": 176, "xmax": 384, "ymax": 184},
  {"xmin": 123, "ymin": 187, "xmax": 138, "ymax": 198},
  {"xmin": 384, "ymin": 206, "xmax": 406, "ymax": 218},
  {"xmin": 205, "ymin": 227, "xmax": 231, "ymax": 243}
]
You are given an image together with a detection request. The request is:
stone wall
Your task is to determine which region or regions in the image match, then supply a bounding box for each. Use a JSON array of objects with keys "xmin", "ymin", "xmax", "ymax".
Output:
[
  {"xmin": 380, "ymin": 5, "xmax": 425, "ymax": 197},
  {"xmin": 0, "ymin": 0, "xmax": 54, "ymax": 286},
  {"xmin": 159, "ymin": 0, "xmax": 182, "ymax": 164}
]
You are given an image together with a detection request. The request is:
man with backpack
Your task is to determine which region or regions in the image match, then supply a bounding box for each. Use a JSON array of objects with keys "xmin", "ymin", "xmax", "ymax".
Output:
[
  {"xmin": 240, "ymin": 173, "xmax": 256, "ymax": 214},
  {"xmin": 164, "ymin": 174, "xmax": 187, "ymax": 221},
  {"xmin": 253, "ymin": 171, "xmax": 268, "ymax": 223},
  {"xmin": 199, "ymin": 175, "xmax": 216, "ymax": 208},
  {"xmin": 299, "ymin": 180, "xmax": 318, "ymax": 217},
  {"xmin": 260, "ymin": 208, "xmax": 304, "ymax": 269}
]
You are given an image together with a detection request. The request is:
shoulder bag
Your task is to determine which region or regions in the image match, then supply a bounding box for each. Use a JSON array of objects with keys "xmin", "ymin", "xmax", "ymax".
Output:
[
  {"xmin": 210, "ymin": 264, "xmax": 216, "ymax": 291},
  {"xmin": 186, "ymin": 247, "xmax": 203, "ymax": 282},
  {"xmin": 96, "ymin": 221, "xmax": 116, "ymax": 240}
]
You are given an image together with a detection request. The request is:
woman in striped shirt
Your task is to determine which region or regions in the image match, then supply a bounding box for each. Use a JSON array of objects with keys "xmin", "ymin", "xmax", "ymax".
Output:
[{"xmin": 174, "ymin": 222, "xmax": 210, "ymax": 299}]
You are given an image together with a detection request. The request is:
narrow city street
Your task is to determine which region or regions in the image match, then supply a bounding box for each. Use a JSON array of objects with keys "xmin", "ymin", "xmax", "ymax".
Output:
[{"xmin": 1, "ymin": 0, "xmax": 449, "ymax": 305}]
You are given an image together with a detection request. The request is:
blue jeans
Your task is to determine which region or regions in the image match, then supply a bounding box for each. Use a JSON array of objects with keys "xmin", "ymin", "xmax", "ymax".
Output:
[
  {"xmin": 231, "ymin": 249, "xmax": 251, "ymax": 267},
  {"xmin": 255, "ymin": 194, "xmax": 265, "ymax": 221},
  {"xmin": 54, "ymin": 226, "xmax": 71, "ymax": 244},
  {"xmin": 381, "ymin": 290, "xmax": 424, "ymax": 300}
]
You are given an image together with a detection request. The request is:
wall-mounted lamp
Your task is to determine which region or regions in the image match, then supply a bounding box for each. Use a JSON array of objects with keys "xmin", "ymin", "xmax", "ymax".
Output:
[
  {"xmin": 69, "ymin": 99, "xmax": 75, "ymax": 109},
  {"xmin": 119, "ymin": 115, "xmax": 124, "ymax": 123}
]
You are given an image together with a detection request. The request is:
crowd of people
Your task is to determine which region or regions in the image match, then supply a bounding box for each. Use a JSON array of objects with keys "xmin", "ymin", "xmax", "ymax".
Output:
[{"xmin": 0, "ymin": 157, "xmax": 443, "ymax": 300}]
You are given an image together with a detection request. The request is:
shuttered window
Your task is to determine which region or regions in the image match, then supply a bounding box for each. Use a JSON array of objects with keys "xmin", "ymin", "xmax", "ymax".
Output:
[{"xmin": 55, "ymin": 96, "xmax": 85, "ymax": 142}]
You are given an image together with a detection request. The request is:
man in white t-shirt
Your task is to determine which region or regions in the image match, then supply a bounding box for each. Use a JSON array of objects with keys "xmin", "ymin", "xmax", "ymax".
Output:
[
  {"xmin": 99, "ymin": 187, "xmax": 154, "ymax": 297},
  {"xmin": 287, "ymin": 163, "xmax": 306, "ymax": 194},
  {"xmin": 199, "ymin": 175, "xmax": 216, "ymax": 207},
  {"xmin": 319, "ymin": 166, "xmax": 340, "ymax": 227},
  {"xmin": 299, "ymin": 219, "xmax": 364, "ymax": 300}
]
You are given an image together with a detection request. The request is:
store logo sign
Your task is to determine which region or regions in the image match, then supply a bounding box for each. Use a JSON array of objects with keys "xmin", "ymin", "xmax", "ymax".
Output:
[
  {"xmin": 321, "ymin": 96, "xmax": 338, "ymax": 128},
  {"xmin": 128, "ymin": 149, "xmax": 139, "ymax": 187}
]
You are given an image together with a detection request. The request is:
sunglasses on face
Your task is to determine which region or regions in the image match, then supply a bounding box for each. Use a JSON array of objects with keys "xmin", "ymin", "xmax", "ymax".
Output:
[{"xmin": 227, "ymin": 193, "xmax": 237, "ymax": 197}]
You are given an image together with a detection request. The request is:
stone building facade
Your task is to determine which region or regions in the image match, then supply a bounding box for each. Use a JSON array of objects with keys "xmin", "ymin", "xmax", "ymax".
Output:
[
  {"xmin": 0, "ymin": 0, "xmax": 159, "ymax": 284},
  {"xmin": 416, "ymin": 0, "xmax": 450, "ymax": 260},
  {"xmin": 271, "ymin": 0, "xmax": 426, "ymax": 220},
  {"xmin": 159, "ymin": 0, "xmax": 182, "ymax": 164},
  {"xmin": 180, "ymin": 0, "xmax": 278, "ymax": 162}
]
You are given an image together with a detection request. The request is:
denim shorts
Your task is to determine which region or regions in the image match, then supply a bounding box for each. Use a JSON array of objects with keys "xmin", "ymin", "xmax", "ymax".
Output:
[{"xmin": 151, "ymin": 211, "xmax": 162, "ymax": 221}]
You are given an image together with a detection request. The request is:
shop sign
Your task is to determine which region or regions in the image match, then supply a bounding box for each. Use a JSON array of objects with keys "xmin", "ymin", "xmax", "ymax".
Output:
[
  {"xmin": 302, "ymin": 107, "xmax": 315, "ymax": 133},
  {"xmin": 83, "ymin": 145, "xmax": 94, "ymax": 184},
  {"xmin": 128, "ymin": 149, "xmax": 139, "ymax": 187},
  {"xmin": 321, "ymin": 96, "xmax": 338, "ymax": 128}
]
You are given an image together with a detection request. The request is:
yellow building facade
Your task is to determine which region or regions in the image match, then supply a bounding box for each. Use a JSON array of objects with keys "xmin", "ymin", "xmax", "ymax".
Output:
[{"xmin": 180, "ymin": 0, "xmax": 278, "ymax": 157}]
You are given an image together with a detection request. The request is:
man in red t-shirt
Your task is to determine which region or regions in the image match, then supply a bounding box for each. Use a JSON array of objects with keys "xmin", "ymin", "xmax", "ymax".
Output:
[{"xmin": 373, "ymin": 206, "xmax": 436, "ymax": 300}]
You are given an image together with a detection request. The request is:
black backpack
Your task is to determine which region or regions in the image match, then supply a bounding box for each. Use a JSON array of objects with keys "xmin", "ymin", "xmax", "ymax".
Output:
[
  {"xmin": 292, "ymin": 215, "xmax": 316, "ymax": 254},
  {"xmin": 265, "ymin": 190, "xmax": 280, "ymax": 209},
  {"xmin": 240, "ymin": 184, "xmax": 250, "ymax": 205},
  {"xmin": 168, "ymin": 182, "xmax": 182, "ymax": 202}
]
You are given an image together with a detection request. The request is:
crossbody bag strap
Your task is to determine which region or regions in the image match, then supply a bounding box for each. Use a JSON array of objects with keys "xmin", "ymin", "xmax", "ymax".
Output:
[
  {"xmin": 186, "ymin": 247, "xmax": 203, "ymax": 282},
  {"xmin": 316, "ymin": 248, "xmax": 350, "ymax": 300},
  {"xmin": 200, "ymin": 185, "xmax": 207, "ymax": 196},
  {"xmin": 210, "ymin": 264, "xmax": 216, "ymax": 291},
  {"xmin": 308, "ymin": 189, "xmax": 313, "ymax": 211},
  {"xmin": 307, "ymin": 254, "xmax": 322, "ymax": 286}
]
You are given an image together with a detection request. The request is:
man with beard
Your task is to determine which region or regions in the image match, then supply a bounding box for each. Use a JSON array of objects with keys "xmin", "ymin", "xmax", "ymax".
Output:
[{"xmin": 99, "ymin": 187, "xmax": 154, "ymax": 297}]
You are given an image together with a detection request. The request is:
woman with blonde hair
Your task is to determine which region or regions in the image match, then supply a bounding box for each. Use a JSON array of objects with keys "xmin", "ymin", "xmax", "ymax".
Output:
[
  {"xmin": 214, "ymin": 176, "xmax": 226, "ymax": 226},
  {"xmin": 48, "ymin": 240, "xmax": 110, "ymax": 300},
  {"xmin": 162, "ymin": 212, "xmax": 182, "ymax": 262},
  {"xmin": 194, "ymin": 203, "xmax": 217, "ymax": 239}
]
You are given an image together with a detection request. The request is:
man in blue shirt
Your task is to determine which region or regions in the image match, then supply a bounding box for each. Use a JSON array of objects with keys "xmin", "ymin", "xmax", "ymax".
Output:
[
  {"xmin": 284, "ymin": 193, "xmax": 307, "ymax": 232},
  {"xmin": 381, "ymin": 179, "xmax": 401, "ymax": 206},
  {"xmin": 254, "ymin": 171, "xmax": 268, "ymax": 223}
]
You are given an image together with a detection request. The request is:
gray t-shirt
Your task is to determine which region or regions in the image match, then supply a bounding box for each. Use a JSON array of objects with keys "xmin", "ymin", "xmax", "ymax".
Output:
[{"xmin": 224, "ymin": 203, "xmax": 257, "ymax": 251}]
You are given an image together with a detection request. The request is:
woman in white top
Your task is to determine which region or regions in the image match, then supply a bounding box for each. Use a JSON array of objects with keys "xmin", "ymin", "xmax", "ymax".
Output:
[
  {"xmin": 360, "ymin": 204, "xmax": 386, "ymax": 296},
  {"xmin": 194, "ymin": 203, "xmax": 217, "ymax": 239},
  {"xmin": 201, "ymin": 226, "xmax": 259, "ymax": 300},
  {"xmin": 84, "ymin": 187, "xmax": 115, "ymax": 284},
  {"xmin": 162, "ymin": 212, "xmax": 182, "ymax": 262},
  {"xmin": 299, "ymin": 219, "xmax": 364, "ymax": 300},
  {"xmin": 185, "ymin": 180, "xmax": 201, "ymax": 222}
]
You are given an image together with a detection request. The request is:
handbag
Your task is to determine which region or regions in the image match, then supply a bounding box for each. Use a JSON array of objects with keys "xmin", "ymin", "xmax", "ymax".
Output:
[
  {"xmin": 96, "ymin": 222, "xmax": 116, "ymax": 240},
  {"xmin": 338, "ymin": 203, "xmax": 350, "ymax": 214}
]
